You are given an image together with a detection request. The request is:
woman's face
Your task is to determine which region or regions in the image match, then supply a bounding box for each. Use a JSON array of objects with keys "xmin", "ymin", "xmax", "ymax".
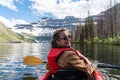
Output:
[{"xmin": 56, "ymin": 31, "xmax": 71, "ymax": 47}]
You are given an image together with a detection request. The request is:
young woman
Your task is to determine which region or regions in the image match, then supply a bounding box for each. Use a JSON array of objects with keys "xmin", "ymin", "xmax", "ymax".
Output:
[{"xmin": 40, "ymin": 28, "xmax": 104, "ymax": 80}]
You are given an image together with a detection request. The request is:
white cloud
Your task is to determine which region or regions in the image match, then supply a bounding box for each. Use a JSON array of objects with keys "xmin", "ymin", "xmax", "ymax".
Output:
[
  {"xmin": 0, "ymin": 0, "xmax": 18, "ymax": 11},
  {"xmin": 0, "ymin": 16, "xmax": 29, "ymax": 28},
  {"xmin": 30, "ymin": 0, "xmax": 120, "ymax": 18}
]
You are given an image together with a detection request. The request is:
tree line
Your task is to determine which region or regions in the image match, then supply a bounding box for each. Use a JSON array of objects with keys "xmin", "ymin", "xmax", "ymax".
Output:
[{"xmin": 72, "ymin": 3, "xmax": 120, "ymax": 44}]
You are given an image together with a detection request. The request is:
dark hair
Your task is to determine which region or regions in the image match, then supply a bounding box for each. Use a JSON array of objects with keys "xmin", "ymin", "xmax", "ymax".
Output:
[{"xmin": 51, "ymin": 28, "xmax": 67, "ymax": 48}]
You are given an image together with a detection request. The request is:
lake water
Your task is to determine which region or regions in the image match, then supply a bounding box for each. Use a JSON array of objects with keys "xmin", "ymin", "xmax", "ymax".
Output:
[{"xmin": 0, "ymin": 43, "xmax": 120, "ymax": 80}]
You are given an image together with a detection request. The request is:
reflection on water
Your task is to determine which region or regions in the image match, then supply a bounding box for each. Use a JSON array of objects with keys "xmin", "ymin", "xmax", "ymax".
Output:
[
  {"xmin": 0, "ymin": 43, "xmax": 120, "ymax": 80},
  {"xmin": 72, "ymin": 44, "xmax": 120, "ymax": 80},
  {"xmin": 0, "ymin": 43, "xmax": 50, "ymax": 80},
  {"xmin": 72, "ymin": 44, "xmax": 120, "ymax": 66}
]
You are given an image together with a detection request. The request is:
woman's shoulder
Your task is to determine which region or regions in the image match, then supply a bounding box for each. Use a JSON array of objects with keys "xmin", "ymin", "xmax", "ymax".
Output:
[{"xmin": 62, "ymin": 50, "xmax": 77, "ymax": 58}]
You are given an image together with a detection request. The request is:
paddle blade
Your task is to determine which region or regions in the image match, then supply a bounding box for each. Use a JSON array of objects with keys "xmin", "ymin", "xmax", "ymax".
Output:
[{"xmin": 23, "ymin": 56, "xmax": 43, "ymax": 66}]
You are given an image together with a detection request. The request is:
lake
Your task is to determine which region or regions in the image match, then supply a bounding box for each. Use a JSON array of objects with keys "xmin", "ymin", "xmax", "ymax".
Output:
[{"xmin": 0, "ymin": 43, "xmax": 120, "ymax": 80}]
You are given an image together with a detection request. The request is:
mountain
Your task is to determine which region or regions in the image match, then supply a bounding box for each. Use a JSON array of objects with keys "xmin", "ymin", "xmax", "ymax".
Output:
[
  {"xmin": 0, "ymin": 22, "xmax": 23, "ymax": 43},
  {"xmin": 10, "ymin": 16, "xmax": 98, "ymax": 42},
  {"xmin": 12, "ymin": 16, "xmax": 86, "ymax": 36},
  {"xmin": 13, "ymin": 16, "xmax": 97, "ymax": 34}
]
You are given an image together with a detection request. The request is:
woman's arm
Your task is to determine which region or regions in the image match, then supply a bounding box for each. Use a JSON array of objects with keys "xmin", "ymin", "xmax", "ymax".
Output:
[
  {"xmin": 57, "ymin": 51, "xmax": 97, "ymax": 75},
  {"xmin": 76, "ymin": 50, "xmax": 92, "ymax": 65}
]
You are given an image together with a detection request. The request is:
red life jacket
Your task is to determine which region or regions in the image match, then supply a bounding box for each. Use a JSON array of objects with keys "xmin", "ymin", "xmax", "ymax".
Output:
[
  {"xmin": 47, "ymin": 47, "xmax": 78, "ymax": 73},
  {"xmin": 39, "ymin": 47, "xmax": 105, "ymax": 80}
]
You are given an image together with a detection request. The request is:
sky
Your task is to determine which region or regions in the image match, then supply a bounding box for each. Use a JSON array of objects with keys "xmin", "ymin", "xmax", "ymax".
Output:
[{"xmin": 0, "ymin": 0, "xmax": 120, "ymax": 28}]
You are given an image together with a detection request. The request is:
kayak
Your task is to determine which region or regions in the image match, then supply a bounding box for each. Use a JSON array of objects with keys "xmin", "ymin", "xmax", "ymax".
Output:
[
  {"xmin": 23, "ymin": 56, "xmax": 119, "ymax": 80},
  {"xmin": 39, "ymin": 68, "xmax": 105, "ymax": 80}
]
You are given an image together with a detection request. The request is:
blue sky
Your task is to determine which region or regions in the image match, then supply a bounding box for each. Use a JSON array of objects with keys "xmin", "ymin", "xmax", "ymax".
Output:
[{"xmin": 0, "ymin": 0, "xmax": 120, "ymax": 28}]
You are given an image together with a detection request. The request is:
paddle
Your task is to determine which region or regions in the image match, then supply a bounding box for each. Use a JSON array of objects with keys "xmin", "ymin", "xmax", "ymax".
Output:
[
  {"xmin": 23, "ymin": 56, "xmax": 45, "ymax": 66},
  {"xmin": 23, "ymin": 56, "xmax": 120, "ymax": 69},
  {"xmin": 97, "ymin": 64, "xmax": 120, "ymax": 69}
]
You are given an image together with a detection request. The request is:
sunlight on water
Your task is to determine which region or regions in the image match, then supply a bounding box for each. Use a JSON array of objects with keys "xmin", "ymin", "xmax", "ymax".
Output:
[
  {"xmin": 0, "ymin": 43, "xmax": 50, "ymax": 80},
  {"xmin": 0, "ymin": 43, "xmax": 119, "ymax": 80}
]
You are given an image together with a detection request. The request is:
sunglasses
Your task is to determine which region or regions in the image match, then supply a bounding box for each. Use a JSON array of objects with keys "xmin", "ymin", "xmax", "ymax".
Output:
[{"xmin": 58, "ymin": 35, "xmax": 72, "ymax": 41}]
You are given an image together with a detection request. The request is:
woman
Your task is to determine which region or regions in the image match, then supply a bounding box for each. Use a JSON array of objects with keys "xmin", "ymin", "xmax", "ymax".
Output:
[{"xmin": 40, "ymin": 28, "xmax": 104, "ymax": 80}]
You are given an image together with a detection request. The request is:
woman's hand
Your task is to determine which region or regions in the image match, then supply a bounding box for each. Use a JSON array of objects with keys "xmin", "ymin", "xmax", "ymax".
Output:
[{"xmin": 46, "ymin": 62, "xmax": 50, "ymax": 70}]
